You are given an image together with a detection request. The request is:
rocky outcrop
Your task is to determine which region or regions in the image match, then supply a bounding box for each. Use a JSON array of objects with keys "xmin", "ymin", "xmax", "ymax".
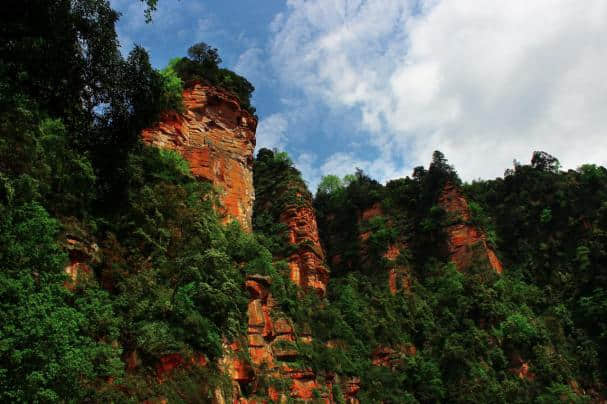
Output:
[
  {"xmin": 224, "ymin": 275, "xmax": 344, "ymax": 402},
  {"xmin": 384, "ymin": 244, "xmax": 411, "ymax": 294},
  {"xmin": 438, "ymin": 183, "xmax": 503, "ymax": 274},
  {"xmin": 281, "ymin": 196, "xmax": 330, "ymax": 295},
  {"xmin": 509, "ymin": 353, "xmax": 535, "ymax": 381},
  {"xmin": 142, "ymin": 83, "xmax": 257, "ymax": 232},
  {"xmin": 358, "ymin": 203, "xmax": 411, "ymax": 294},
  {"xmin": 61, "ymin": 220, "xmax": 100, "ymax": 289}
]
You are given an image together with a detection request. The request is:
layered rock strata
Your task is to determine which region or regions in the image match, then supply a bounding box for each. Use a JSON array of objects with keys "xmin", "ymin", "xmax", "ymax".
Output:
[
  {"xmin": 438, "ymin": 183, "xmax": 503, "ymax": 273},
  {"xmin": 227, "ymin": 275, "xmax": 348, "ymax": 402},
  {"xmin": 281, "ymin": 195, "xmax": 330, "ymax": 295},
  {"xmin": 141, "ymin": 83, "xmax": 257, "ymax": 232}
]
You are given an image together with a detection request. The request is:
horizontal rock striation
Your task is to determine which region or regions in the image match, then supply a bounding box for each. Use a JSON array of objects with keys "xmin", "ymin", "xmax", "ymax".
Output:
[
  {"xmin": 225, "ymin": 275, "xmax": 351, "ymax": 403},
  {"xmin": 281, "ymin": 196, "xmax": 330, "ymax": 295},
  {"xmin": 142, "ymin": 83, "xmax": 257, "ymax": 232}
]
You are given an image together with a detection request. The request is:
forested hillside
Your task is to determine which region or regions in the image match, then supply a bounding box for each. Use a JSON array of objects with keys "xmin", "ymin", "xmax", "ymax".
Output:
[{"xmin": 1, "ymin": 1, "xmax": 606, "ymax": 403}]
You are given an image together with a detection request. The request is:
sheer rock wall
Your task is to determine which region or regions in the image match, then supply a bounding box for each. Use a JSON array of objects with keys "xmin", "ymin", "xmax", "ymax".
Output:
[{"xmin": 142, "ymin": 83, "xmax": 257, "ymax": 232}]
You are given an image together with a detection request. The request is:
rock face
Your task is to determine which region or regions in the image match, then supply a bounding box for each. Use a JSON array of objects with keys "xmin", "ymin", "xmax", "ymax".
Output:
[
  {"xmin": 384, "ymin": 243, "xmax": 411, "ymax": 294},
  {"xmin": 61, "ymin": 221, "xmax": 100, "ymax": 290},
  {"xmin": 142, "ymin": 83, "xmax": 257, "ymax": 232},
  {"xmin": 224, "ymin": 274, "xmax": 346, "ymax": 403},
  {"xmin": 358, "ymin": 203, "xmax": 411, "ymax": 294},
  {"xmin": 281, "ymin": 196, "xmax": 330, "ymax": 295},
  {"xmin": 438, "ymin": 183, "xmax": 503, "ymax": 273}
]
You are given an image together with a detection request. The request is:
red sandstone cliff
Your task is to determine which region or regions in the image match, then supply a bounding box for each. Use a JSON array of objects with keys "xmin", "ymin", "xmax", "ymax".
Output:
[
  {"xmin": 211, "ymin": 274, "xmax": 358, "ymax": 403},
  {"xmin": 281, "ymin": 194, "xmax": 330, "ymax": 295},
  {"xmin": 357, "ymin": 203, "xmax": 411, "ymax": 294},
  {"xmin": 142, "ymin": 83, "xmax": 257, "ymax": 232},
  {"xmin": 438, "ymin": 183, "xmax": 503, "ymax": 274},
  {"xmin": 142, "ymin": 86, "xmax": 350, "ymax": 401}
]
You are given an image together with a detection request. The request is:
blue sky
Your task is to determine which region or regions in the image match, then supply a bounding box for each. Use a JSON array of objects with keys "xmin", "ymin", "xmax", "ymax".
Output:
[{"xmin": 111, "ymin": 0, "xmax": 607, "ymax": 190}]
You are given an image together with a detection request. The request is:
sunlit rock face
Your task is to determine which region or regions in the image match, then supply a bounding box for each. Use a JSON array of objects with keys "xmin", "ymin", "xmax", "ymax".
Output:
[
  {"xmin": 142, "ymin": 83, "xmax": 257, "ymax": 232},
  {"xmin": 280, "ymin": 197, "xmax": 330, "ymax": 295},
  {"xmin": 223, "ymin": 274, "xmax": 347, "ymax": 403},
  {"xmin": 438, "ymin": 183, "xmax": 503, "ymax": 274}
]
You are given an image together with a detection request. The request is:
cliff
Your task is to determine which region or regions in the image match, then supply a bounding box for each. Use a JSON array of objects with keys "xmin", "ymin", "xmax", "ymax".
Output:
[
  {"xmin": 438, "ymin": 183, "xmax": 503, "ymax": 273},
  {"xmin": 227, "ymin": 275, "xmax": 355, "ymax": 402},
  {"xmin": 246, "ymin": 150, "xmax": 345, "ymax": 401},
  {"xmin": 143, "ymin": 98, "xmax": 339, "ymax": 401},
  {"xmin": 254, "ymin": 150, "xmax": 330, "ymax": 295},
  {"xmin": 10, "ymin": 6, "xmax": 607, "ymax": 399},
  {"xmin": 142, "ymin": 82, "xmax": 257, "ymax": 232},
  {"xmin": 281, "ymin": 194, "xmax": 330, "ymax": 295},
  {"xmin": 359, "ymin": 203, "xmax": 411, "ymax": 294}
]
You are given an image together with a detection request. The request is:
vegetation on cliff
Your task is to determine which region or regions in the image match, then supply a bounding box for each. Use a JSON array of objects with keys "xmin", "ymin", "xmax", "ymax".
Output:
[
  {"xmin": 2, "ymin": 0, "xmax": 607, "ymax": 403},
  {"xmin": 0, "ymin": 1, "xmax": 265, "ymax": 401},
  {"xmin": 169, "ymin": 42, "xmax": 257, "ymax": 116},
  {"xmin": 250, "ymin": 149, "xmax": 607, "ymax": 402}
]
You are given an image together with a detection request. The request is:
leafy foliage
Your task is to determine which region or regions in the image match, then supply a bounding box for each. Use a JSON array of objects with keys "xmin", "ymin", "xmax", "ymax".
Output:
[
  {"xmin": 2, "ymin": 0, "xmax": 607, "ymax": 401},
  {"xmin": 0, "ymin": 1, "xmax": 263, "ymax": 400},
  {"xmin": 172, "ymin": 42, "xmax": 256, "ymax": 115},
  {"xmin": 288, "ymin": 150, "xmax": 607, "ymax": 401}
]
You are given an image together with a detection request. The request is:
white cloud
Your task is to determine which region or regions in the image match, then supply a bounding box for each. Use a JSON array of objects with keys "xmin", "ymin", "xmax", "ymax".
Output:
[
  {"xmin": 293, "ymin": 152, "xmax": 320, "ymax": 190},
  {"xmin": 234, "ymin": 47, "xmax": 268, "ymax": 86},
  {"xmin": 255, "ymin": 113, "xmax": 289, "ymax": 151},
  {"xmin": 270, "ymin": 0, "xmax": 607, "ymax": 181}
]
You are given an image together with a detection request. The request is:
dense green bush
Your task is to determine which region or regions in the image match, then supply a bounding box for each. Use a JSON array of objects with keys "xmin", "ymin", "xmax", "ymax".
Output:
[
  {"xmin": 0, "ymin": 2, "xmax": 261, "ymax": 400},
  {"xmin": 3, "ymin": 0, "xmax": 607, "ymax": 401},
  {"xmin": 172, "ymin": 43, "xmax": 256, "ymax": 115}
]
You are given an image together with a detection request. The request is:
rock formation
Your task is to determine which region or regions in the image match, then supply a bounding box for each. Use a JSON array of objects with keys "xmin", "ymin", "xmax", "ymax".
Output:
[
  {"xmin": 225, "ymin": 274, "xmax": 345, "ymax": 402},
  {"xmin": 61, "ymin": 220, "xmax": 100, "ymax": 290},
  {"xmin": 142, "ymin": 82, "xmax": 257, "ymax": 232},
  {"xmin": 142, "ymin": 86, "xmax": 348, "ymax": 401},
  {"xmin": 358, "ymin": 203, "xmax": 411, "ymax": 294},
  {"xmin": 281, "ymin": 194, "xmax": 330, "ymax": 295},
  {"xmin": 438, "ymin": 183, "xmax": 503, "ymax": 274},
  {"xmin": 384, "ymin": 244, "xmax": 412, "ymax": 294}
]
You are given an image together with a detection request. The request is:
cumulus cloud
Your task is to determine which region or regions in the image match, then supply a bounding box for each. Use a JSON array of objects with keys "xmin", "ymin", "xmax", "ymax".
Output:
[
  {"xmin": 256, "ymin": 113, "xmax": 290, "ymax": 151},
  {"xmin": 270, "ymin": 0, "xmax": 607, "ymax": 181}
]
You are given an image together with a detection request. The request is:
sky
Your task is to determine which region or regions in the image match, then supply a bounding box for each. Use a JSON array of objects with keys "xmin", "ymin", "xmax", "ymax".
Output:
[{"xmin": 110, "ymin": 0, "xmax": 607, "ymax": 190}]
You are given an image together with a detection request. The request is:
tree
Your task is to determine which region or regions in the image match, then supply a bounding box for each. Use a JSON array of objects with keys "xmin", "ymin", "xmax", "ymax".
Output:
[
  {"xmin": 141, "ymin": 0, "xmax": 159, "ymax": 23},
  {"xmin": 317, "ymin": 175, "xmax": 344, "ymax": 196},
  {"xmin": 172, "ymin": 43, "xmax": 256, "ymax": 115},
  {"xmin": 531, "ymin": 151, "xmax": 560, "ymax": 173},
  {"xmin": 429, "ymin": 150, "xmax": 456, "ymax": 176},
  {"xmin": 187, "ymin": 42, "xmax": 222, "ymax": 67}
]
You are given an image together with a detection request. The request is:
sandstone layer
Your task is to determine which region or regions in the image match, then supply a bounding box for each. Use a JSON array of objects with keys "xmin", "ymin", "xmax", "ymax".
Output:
[
  {"xmin": 142, "ymin": 83, "xmax": 257, "ymax": 232},
  {"xmin": 281, "ymin": 195, "xmax": 330, "ymax": 295},
  {"xmin": 223, "ymin": 275, "xmax": 358, "ymax": 403},
  {"xmin": 438, "ymin": 183, "xmax": 503, "ymax": 273}
]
